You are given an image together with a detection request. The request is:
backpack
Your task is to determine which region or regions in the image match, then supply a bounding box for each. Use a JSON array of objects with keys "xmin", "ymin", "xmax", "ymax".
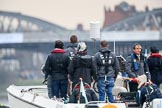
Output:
[
  {"xmin": 99, "ymin": 51, "xmax": 110, "ymax": 74},
  {"xmin": 136, "ymin": 84, "xmax": 162, "ymax": 105},
  {"xmin": 66, "ymin": 47, "xmax": 77, "ymax": 60}
]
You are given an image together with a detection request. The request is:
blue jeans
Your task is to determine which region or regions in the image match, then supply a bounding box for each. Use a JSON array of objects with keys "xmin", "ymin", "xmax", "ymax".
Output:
[
  {"xmin": 97, "ymin": 77, "xmax": 115, "ymax": 103},
  {"xmin": 51, "ymin": 79, "xmax": 68, "ymax": 99}
]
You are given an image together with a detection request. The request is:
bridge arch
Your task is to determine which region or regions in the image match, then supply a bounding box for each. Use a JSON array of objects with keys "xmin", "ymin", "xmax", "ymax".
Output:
[{"xmin": 0, "ymin": 11, "xmax": 68, "ymax": 34}]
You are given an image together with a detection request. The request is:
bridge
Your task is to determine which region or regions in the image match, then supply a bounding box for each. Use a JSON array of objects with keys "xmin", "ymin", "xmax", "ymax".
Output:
[
  {"xmin": 0, "ymin": 11, "xmax": 68, "ymax": 33},
  {"xmin": 0, "ymin": 11, "xmax": 90, "ymax": 74}
]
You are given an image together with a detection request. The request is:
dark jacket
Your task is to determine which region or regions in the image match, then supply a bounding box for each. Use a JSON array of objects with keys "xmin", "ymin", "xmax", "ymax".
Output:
[
  {"xmin": 44, "ymin": 48, "xmax": 70, "ymax": 80},
  {"xmin": 94, "ymin": 47, "xmax": 119, "ymax": 79},
  {"xmin": 147, "ymin": 53, "xmax": 162, "ymax": 86},
  {"xmin": 68, "ymin": 54, "xmax": 97, "ymax": 84},
  {"xmin": 125, "ymin": 53, "xmax": 150, "ymax": 78}
]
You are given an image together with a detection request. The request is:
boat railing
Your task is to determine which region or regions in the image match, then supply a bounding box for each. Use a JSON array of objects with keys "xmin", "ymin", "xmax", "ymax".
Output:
[{"xmin": 19, "ymin": 86, "xmax": 48, "ymax": 98}]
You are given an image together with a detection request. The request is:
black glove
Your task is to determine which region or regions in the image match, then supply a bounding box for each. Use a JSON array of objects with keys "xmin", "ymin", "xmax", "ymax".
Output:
[{"xmin": 42, "ymin": 79, "xmax": 47, "ymax": 85}]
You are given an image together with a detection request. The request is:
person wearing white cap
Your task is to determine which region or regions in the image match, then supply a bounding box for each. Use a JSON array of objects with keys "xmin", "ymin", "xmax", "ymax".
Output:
[{"xmin": 68, "ymin": 41, "xmax": 97, "ymax": 89}]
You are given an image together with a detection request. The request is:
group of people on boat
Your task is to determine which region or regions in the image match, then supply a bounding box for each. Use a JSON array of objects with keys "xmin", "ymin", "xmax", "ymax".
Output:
[{"xmin": 42, "ymin": 35, "xmax": 162, "ymax": 106}]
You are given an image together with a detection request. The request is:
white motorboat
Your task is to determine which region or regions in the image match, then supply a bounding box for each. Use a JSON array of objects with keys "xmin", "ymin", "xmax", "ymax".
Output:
[{"xmin": 7, "ymin": 85, "xmax": 127, "ymax": 108}]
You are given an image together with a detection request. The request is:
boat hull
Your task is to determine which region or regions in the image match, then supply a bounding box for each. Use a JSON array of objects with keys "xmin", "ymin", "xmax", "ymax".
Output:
[
  {"xmin": 8, "ymin": 93, "xmax": 41, "ymax": 108},
  {"xmin": 7, "ymin": 85, "xmax": 127, "ymax": 108}
]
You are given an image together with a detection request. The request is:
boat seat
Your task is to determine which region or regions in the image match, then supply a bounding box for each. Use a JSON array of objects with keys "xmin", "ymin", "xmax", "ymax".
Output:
[
  {"xmin": 118, "ymin": 92, "xmax": 136, "ymax": 102},
  {"xmin": 112, "ymin": 86, "xmax": 127, "ymax": 96}
]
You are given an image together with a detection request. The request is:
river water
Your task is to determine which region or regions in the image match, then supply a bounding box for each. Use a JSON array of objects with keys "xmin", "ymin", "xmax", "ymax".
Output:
[{"xmin": 0, "ymin": 98, "xmax": 9, "ymax": 107}]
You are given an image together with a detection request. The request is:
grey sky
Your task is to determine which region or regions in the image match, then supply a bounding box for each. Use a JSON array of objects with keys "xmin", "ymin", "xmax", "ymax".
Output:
[{"xmin": 0, "ymin": 0, "xmax": 162, "ymax": 30}]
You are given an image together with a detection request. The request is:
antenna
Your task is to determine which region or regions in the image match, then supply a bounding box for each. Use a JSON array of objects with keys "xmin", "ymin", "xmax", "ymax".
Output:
[{"xmin": 113, "ymin": 40, "xmax": 116, "ymax": 54}]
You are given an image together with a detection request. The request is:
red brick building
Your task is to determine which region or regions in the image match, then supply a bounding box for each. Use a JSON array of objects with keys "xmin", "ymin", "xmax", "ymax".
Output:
[{"xmin": 103, "ymin": 2, "xmax": 137, "ymax": 28}]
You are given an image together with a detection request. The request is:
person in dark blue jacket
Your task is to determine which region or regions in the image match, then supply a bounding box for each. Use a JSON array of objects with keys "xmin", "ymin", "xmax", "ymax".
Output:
[
  {"xmin": 65, "ymin": 35, "xmax": 78, "ymax": 95},
  {"xmin": 147, "ymin": 46, "xmax": 162, "ymax": 88},
  {"xmin": 44, "ymin": 40, "xmax": 70, "ymax": 99}
]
